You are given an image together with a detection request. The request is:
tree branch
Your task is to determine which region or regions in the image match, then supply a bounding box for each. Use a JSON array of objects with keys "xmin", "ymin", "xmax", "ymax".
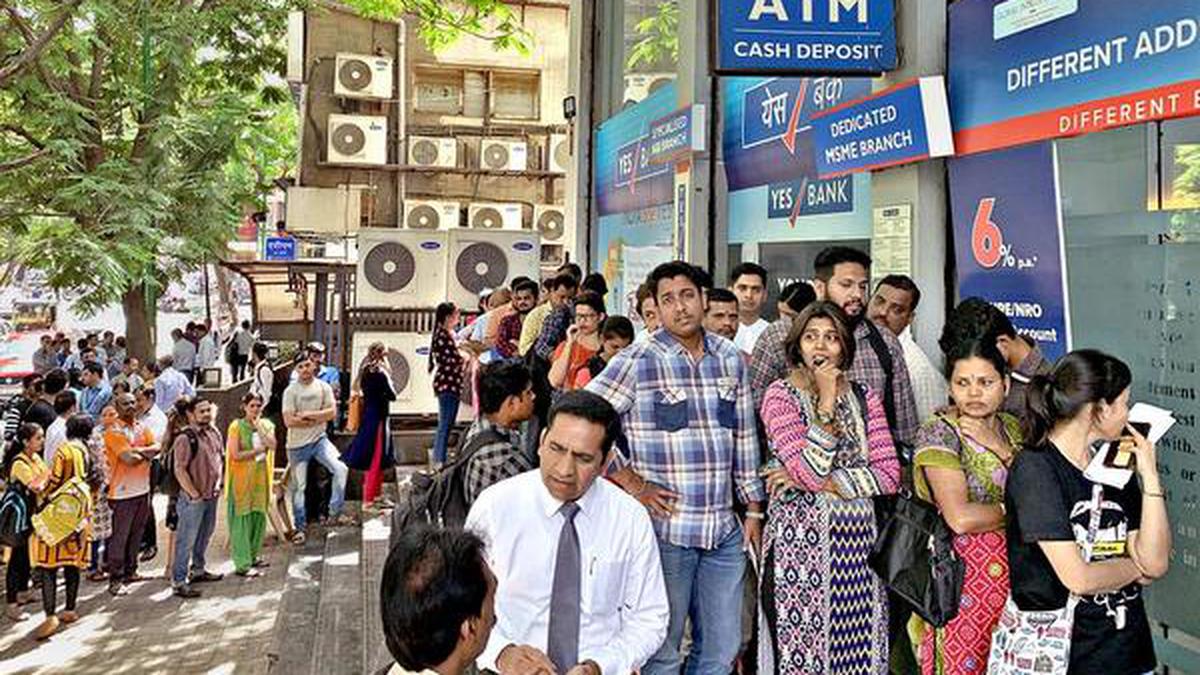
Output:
[
  {"xmin": 0, "ymin": 124, "xmax": 46, "ymax": 150},
  {"xmin": 0, "ymin": 0, "xmax": 84, "ymax": 87},
  {"xmin": 0, "ymin": 149, "xmax": 50, "ymax": 173}
]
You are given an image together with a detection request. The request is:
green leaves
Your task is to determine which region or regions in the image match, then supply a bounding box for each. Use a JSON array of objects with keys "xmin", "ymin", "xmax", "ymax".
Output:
[
  {"xmin": 626, "ymin": 2, "xmax": 680, "ymax": 72},
  {"xmin": 341, "ymin": 0, "xmax": 534, "ymax": 54}
]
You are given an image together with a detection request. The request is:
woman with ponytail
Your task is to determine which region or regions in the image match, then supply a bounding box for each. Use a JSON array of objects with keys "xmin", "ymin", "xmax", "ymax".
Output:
[
  {"xmin": 1002, "ymin": 349, "xmax": 1170, "ymax": 673},
  {"xmin": 429, "ymin": 302, "xmax": 464, "ymax": 466}
]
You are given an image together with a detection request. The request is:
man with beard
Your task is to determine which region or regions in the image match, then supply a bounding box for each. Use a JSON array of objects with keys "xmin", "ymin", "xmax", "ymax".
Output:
[{"xmin": 495, "ymin": 279, "xmax": 540, "ymax": 359}]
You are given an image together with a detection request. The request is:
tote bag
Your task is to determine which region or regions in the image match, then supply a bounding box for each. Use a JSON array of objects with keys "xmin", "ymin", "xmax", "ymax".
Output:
[{"xmin": 987, "ymin": 484, "xmax": 1104, "ymax": 674}]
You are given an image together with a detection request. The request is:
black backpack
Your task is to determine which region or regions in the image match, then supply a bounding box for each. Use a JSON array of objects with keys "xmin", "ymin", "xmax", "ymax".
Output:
[
  {"xmin": 0, "ymin": 456, "xmax": 35, "ymax": 547},
  {"xmin": 390, "ymin": 428, "xmax": 505, "ymax": 544},
  {"xmin": 157, "ymin": 428, "xmax": 200, "ymax": 497}
]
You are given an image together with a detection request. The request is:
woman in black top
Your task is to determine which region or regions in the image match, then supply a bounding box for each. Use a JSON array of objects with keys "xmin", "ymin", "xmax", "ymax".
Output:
[
  {"xmin": 1005, "ymin": 349, "xmax": 1170, "ymax": 674},
  {"xmin": 344, "ymin": 342, "xmax": 397, "ymax": 507}
]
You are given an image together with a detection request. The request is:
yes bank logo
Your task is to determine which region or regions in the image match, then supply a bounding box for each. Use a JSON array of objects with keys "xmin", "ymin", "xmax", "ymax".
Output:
[
  {"xmin": 615, "ymin": 138, "xmax": 669, "ymax": 190},
  {"xmin": 747, "ymin": 0, "xmax": 870, "ymax": 23},
  {"xmin": 768, "ymin": 175, "xmax": 854, "ymax": 221}
]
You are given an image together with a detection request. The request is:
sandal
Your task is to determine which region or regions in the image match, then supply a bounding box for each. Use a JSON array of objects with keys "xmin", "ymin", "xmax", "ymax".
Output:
[
  {"xmin": 290, "ymin": 531, "xmax": 306, "ymax": 545},
  {"xmin": 87, "ymin": 571, "xmax": 109, "ymax": 583}
]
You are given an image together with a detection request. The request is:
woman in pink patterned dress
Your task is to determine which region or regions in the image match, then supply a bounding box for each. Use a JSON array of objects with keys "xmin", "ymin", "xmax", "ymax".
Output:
[
  {"xmin": 912, "ymin": 339, "xmax": 1020, "ymax": 674},
  {"xmin": 758, "ymin": 301, "xmax": 900, "ymax": 674}
]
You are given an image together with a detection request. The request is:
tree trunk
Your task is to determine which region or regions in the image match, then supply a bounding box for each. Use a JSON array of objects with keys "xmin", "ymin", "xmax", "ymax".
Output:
[{"xmin": 121, "ymin": 283, "xmax": 155, "ymax": 362}]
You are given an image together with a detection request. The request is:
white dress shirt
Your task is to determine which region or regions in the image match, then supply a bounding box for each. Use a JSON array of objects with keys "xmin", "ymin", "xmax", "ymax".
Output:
[
  {"xmin": 137, "ymin": 404, "xmax": 169, "ymax": 443},
  {"xmin": 197, "ymin": 334, "xmax": 219, "ymax": 369},
  {"xmin": 45, "ymin": 416, "xmax": 69, "ymax": 466},
  {"xmin": 899, "ymin": 327, "xmax": 949, "ymax": 421},
  {"xmin": 466, "ymin": 470, "xmax": 669, "ymax": 675},
  {"xmin": 733, "ymin": 317, "xmax": 770, "ymax": 355}
]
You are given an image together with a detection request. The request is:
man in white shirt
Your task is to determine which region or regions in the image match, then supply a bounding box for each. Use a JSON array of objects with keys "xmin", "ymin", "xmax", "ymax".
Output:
[
  {"xmin": 466, "ymin": 390, "xmax": 669, "ymax": 675},
  {"xmin": 195, "ymin": 324, "xmax": 220, "ymax": 372},
  {"xmin": 135, "ymin": 385, "xmax": 169, "ymax": 443},
  {"xmin": 249, "ymin": 342, "xmax": 274, "ymax": 401},
  {"xmin": 172, "ymin": 328, "xmax": 197, "ymax": 383},
  {"xmin": 231, "ymin": 320, "xmax": 257, "ymax": 381},
  {"xmin": 380, "ymin": 527, "xmax": 497, "ymax": 675},
  {"xmin": 729, "ymin": 262, "xmax": 770, "ymax": 355},
  {"xmin": 867, "ymin": 274, "xmax": 948, "ymax": 420},
  {"xmin": 44, "ymin": 391, "xmax": 77, "ymax": 465}
]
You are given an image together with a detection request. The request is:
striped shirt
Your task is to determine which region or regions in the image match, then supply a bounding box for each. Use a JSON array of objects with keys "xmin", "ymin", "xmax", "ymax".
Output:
[{"xmin": 585, "ymin": 330, "xmax": 766, "ymax": 549}]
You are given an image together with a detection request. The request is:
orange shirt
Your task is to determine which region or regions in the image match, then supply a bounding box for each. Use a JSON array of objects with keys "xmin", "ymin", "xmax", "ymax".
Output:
[
  {"xmin": 553, "ymin": 340, "xmax": 599, "ymax": 392},
  {"xmin": 105, "ymin": 420, "xmax": 156, "ymax": 500}
]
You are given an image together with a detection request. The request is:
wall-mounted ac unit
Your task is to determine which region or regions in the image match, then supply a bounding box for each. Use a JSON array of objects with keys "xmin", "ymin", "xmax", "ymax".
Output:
[
  {"xmin": 447, "ymin": 230, "xmax": 540, "ymax": 308},
  {"xmin": 327, "ymin": 114, "xmax": 388, "ymax": 166},
  {"xmin": 334, "ymin": 52, "xmax": 394, "ymax": 100},
  {"xmin": 480, "ymin": 138, "xmax": 528, "ymax": 171},
  {"xmin": 407, "ymin": 136, "xmax": 458, "ymax": 169},
  {"xmin": 355, "ymin": 229, "xmax": 448, "ymax": 308},
  {"xmin": 623, "ymin": 72, "xmax": 676, "ymax": 103},
  {"xmin": 468, "ymin": 202, "xmax": 523, "ymax": 231},
  {"xmin": 403, "ymin": 200, "xmax": 459, "ymax": 230},
  {"xmin": 350, "ymin": 332, "xmax": 436, "ymax": 415},
  {"xmin": 548, "ymin": 133, "xmax": 570, "ymax": 173},
  {"xmin": 287, "ymin": 186, "xmax": 366, "ymax": 233},
  {"xmin": 533, "ymin": 204, "xmax": 571, "ymax": 267}
]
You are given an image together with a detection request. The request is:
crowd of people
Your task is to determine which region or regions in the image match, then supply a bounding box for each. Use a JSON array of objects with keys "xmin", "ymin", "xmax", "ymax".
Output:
[
  {"xmin": 375, "ymin": 248, "xmax": 1171, "ymax": 675},
  {"xmin": 0, "ymin": 247, "xmax": 1175, "ymax": 675}
]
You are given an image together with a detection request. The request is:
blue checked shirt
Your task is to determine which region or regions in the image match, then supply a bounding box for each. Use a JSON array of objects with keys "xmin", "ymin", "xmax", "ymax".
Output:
[{"xmin": 585, "ymin": 330, "xmax": 766, "ymax": 550}]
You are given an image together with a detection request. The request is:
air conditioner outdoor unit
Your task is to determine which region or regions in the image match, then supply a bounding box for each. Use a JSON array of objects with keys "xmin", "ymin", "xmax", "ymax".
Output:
[
  {"xmin": 403, "ymin": 199, "xmax": 459, "ymax": 230},
  {"xmin": 286, "ymin": 186, "xmax": 366, "ymax": 234},
  {"xmin": 447, "ymin": 229, "xmax": 540, "ymax": 308},
  {"xmin": 334, "ymin": 52, "xmax": 394, "ymax": 100},
  {"xmin": 408, "ymin": 136, "xmax": 458, "ymax": 169},
  {"xmin": 327, "ymin": 114, "xmax": 388, "ymax": 166},
  {"xmin": 533, "ymin": 204, "xmax": 571, "ymax": 267},
  {"xmin": 623, "ymin": 72, "xmax": 676, "ymax": 102},
  {"xmin": 548, "ymin": 133, "xmax": 570, "ymax": 173},
  {"xmin": 355, "ymin": 228, "xmax": 448, "ymax": 308},
  {"xmin": 350, "ymin": 332, "xmax": 437, "ymax": 415},
  {"xmin": 480, "ymin": 138, "xmax": 528, "ymax": 171},
  {"xmin": 468, "ymin": 202, "xmax": 523, "ymax": 231}
]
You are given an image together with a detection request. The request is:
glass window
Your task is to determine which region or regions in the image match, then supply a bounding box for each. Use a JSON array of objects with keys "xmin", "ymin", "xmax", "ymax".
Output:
[
  {"xmin": 491, "ymin": 71, "xmax": 541, "ymax": 120},
  {"xmin": 413, "ymin": 68, "xmax": 464, "ymax": 115},
  {"xmin": 622, "ymin": 0, "xmax": 678, "ymax": 107}
]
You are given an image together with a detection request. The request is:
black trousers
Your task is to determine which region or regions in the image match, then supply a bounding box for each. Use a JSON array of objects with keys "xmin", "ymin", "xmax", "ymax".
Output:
[
  {"xmin": 231, "ymin": 355, "xmax": 249, "ymax": 382},
  {"xmin": 40, "ymin": 567, "xmax": 80, "ymax": 616},
  {"xmin": 5, "ymin": 542, "xmax": 30, "ymax": 603},
  {"xmin": 304, "ymin": 461, "xmax": 332, "ymax": 523}
]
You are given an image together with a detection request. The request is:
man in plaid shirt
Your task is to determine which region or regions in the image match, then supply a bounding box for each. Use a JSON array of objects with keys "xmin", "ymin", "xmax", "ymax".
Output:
[
  {"xmin": 462, "ymin": 359, "xmax": 537, "ymax": 505},
  {"xmin": 495, "ymin": 279, "xmax": 540, "ymax": 359},
  {"xmin": 586, "ymin": 261, "xmax": 766, "ymax": 675}
]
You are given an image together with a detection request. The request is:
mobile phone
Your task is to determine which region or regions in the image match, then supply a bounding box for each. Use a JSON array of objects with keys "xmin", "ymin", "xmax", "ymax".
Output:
[{"xmin": 1103, "ymin": 421, "xmax": 1151, "ymax": 469}]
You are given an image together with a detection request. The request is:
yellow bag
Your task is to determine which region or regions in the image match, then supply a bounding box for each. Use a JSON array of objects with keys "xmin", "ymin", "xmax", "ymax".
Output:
[
  {"xmin": 31, "ymin": 449, "xmax": 91, "ymax": 547},
  {"xmin": 346, "ymin": 392, "xmax": 363, "ymax": 432}
]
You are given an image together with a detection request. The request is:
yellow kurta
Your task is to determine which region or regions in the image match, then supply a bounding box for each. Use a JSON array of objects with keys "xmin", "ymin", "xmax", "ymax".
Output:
[{"xmin": 30, "ymin": 440, "xmax": 92, "ymax": 569}]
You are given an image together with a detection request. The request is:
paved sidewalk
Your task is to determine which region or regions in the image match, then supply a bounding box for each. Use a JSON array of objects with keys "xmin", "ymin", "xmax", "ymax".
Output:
[{"xmin": 0, "ymin": 495, "xmax": 293, "ymax": 675}]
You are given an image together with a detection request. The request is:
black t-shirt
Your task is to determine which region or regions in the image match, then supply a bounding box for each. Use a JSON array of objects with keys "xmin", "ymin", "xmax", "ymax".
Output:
[
  {"xmin": 22, "ymin": 400, "xmax": 56, "ymax": 431},
  {"xmin": 1005, "ymin": 443, "xmax": 1156, "ymax": 674}
]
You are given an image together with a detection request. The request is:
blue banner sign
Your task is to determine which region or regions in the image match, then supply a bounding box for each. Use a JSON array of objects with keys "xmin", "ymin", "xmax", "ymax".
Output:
[
  {"xmin": 767, "ymin": 175, "xmax": 854, "ymax": 219},
  {"xmin": 950, "ymin": 0, "xmax": 1200, "ymax": 155},
  {"xmin": 717, "ymin": 0, "xmax": 897, "ymax": 74},
  {"xmin": 646, "ymin": 106, "xmax": 698, "ymax": 165},
  {"xmin": 596, "ymin": 84, "xmax": 679, "ymax": 216},
  {"xmin": 264, "ymin": 236, "xmax": 297, "ymax": 262},
  {"xmin": 810, "ymin": 76, "xmax": 954, "ymax": 178},
  {"xmin": 724, "ymin": 76, "xmax": 871, "ymax": 191},
  {"xmin": 949, "ymin": 141, "xmax": 1070, "ymax": 361}
]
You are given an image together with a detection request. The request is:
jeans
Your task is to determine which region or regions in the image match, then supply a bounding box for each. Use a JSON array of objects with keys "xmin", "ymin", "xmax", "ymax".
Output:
[
  {"xmin": 643, "ymin": 527, "xmax": 746, "ymax": 675},
  {"xmin": 434, "ymin": 392, "xmax": 460, "ymax": 464},
  {"xmin": 173, "ymin": 493, "xmax": 218, "ymax": 585},
  {"xmin": 288, "ymin": 435, "xmax": 348, "ymax": 529}
]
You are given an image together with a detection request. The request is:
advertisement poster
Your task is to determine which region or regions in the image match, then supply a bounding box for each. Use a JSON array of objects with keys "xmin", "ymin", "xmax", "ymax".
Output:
[
  {"xmin": 716, "ymin": 0, "xmax": 897, "ymax": 74},
  {"xmin": 595, "ymin": 84, "xmax": 681, "ymax": 309},
  {"xmin": 722, "ymin": 76, "xmax": 873, "ymax": 249},
  {"xmin": 949, "ymin": 141, "xmax": 1071, "ymax": 361},
  {"xmin": 950, "ymin": 0, "xmax": 1200, "ymax": 155}
]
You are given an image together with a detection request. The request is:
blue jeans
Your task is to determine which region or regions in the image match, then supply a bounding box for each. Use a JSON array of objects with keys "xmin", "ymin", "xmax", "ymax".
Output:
[
  {"xmin": 434, "ymin": 392, "xmax": 460, "ymax": 464},
  {"xmin": 288, "ymin": 435, "xmax": 348, "ymax": 529},
  {"xmin": 173, "ymin": 493, "xmax": 218, "ymax": 585},
  {"xmin": 643, "ymin": 526, "xmax": 746, "ymax": 675}
]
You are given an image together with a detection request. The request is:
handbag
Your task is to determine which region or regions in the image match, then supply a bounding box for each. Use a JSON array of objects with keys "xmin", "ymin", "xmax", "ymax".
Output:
[
  {"xmin": 30, "ymin": 447, "xmax": 92, "ymax": 547},
  {"xmin": 346, "ymin": 392, "xmax": 363, "ymax": 433},
  {"xmin": 987, "ymin": 484, "xmax": 1104, "ymax": 674},
  {"xmin": 868, "ymin": 486, "xmax": 965, "ymax": 627}
]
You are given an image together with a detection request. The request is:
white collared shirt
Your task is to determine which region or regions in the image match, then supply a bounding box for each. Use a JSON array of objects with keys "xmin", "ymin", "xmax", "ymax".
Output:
[
  {"xmin": 733, "ymin": 317, "xmax": 770, "ymax": 355},
  {"xmin": 467, "ymin": 470, "xmax": 669, "ymax": 675},
  {"xmin": 899, "ymin": 327, "xmax": 949, "ymax": 421}
]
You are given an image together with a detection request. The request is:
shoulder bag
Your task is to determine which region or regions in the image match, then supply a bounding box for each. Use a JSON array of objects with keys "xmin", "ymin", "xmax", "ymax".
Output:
[{"xmin": 986, "ymin": 484, "xmax": 1104, "ymax": 674}]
